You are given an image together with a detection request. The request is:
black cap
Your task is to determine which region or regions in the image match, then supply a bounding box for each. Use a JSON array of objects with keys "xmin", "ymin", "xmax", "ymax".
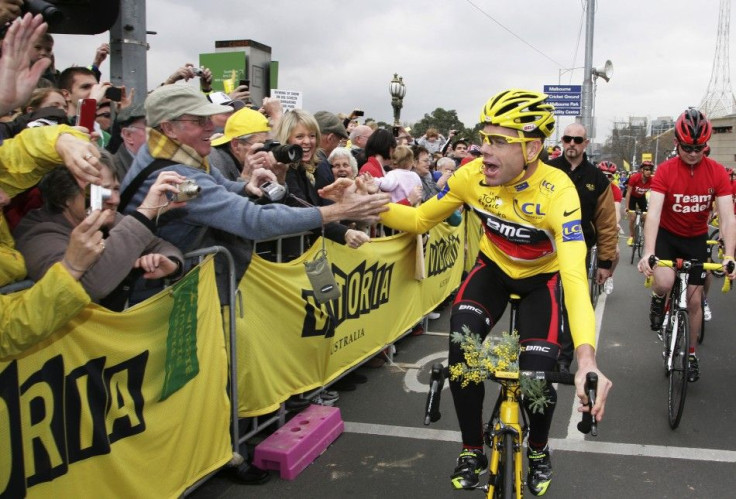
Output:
[{"xmin": 116, "ymin": 102, "xmax": 146, "ymax": 127}]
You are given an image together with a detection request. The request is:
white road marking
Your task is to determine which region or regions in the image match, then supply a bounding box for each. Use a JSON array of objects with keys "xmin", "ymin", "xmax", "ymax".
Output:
[
  {"xmin": 403, "ymin": 351, "xmax": 448, "ymax": 393},
  {"xmin": 566, "ymin": 292, "xmax": 607, "ymax": 440},
  {"xmin": 344, "ymin": 422, "xmax": 736, "ymax": 463}
]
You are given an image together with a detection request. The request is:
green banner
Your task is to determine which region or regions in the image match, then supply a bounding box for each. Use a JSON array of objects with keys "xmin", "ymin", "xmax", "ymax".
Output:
[{"xmin": 199, "ymin": 51, "xmax": 247, "ymax": 92}]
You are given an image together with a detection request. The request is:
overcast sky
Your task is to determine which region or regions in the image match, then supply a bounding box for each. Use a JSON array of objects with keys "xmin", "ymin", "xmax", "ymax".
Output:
[{"xmin": 51, "ymin": 0, "xmax": 732, "ymax": 141}]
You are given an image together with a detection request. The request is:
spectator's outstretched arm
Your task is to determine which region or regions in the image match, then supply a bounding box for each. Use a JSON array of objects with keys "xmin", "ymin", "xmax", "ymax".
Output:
[
  {"xmin": 0, "ymin": 126, "xmax": 99, "ymax": 198},
  {"xmin": 318, "ymin": 178, "xmax": 390, "ymax": 224},
  {"xmin": 162, "ymin": 63, "xmax": 199, "ymax": 86},
  {"xmin": 0, "ymin": 13, "xmax": 51, "ymax": 115},
  {"xmin": 0, "ymin": 209, "xmax": 110, "ymax": 359},
  {"xmin": 92, "ymin": 42, "xmax": 109, "ymax": 68},
  {"xmin": 0, "ymin": 0, "xmax": 22, "ymax": 25}
]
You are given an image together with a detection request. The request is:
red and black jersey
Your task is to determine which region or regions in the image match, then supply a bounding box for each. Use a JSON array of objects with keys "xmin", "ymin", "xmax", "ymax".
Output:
[
  {"xmin": 627, "ymin": 172, "xmax": 652, "ymax": 198},
  {"xmin": 651, "ymin": 156, "xmax": 731, "ymax": 237}
]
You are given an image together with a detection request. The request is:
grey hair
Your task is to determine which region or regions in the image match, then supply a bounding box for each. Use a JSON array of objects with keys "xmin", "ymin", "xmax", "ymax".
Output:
[{"xmin": 327, "ymin": 147, "xmax": 358, "ymax": 177}]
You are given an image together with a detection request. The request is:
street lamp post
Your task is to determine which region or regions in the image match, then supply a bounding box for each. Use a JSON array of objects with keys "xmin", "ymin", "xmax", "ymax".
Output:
[{"xmin": 389, "ymin": 73, "xmax": 406, "ymax": 128}]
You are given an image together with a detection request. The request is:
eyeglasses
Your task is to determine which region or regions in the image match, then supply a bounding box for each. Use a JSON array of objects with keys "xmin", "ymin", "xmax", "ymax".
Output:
[
  {"xmin": 173, "ymin": 116, "xmax": 211, "ymax": 127},
  {"xmin": 561, "ymin": 135, "xmax": 586, "ymax": 145},
  {"xmin": 478, "ymin": 130, "xmax": 537, "ymax": 148},
  {"xmin": 678, "ymin": 142, "xmax": 706, "ymax": 154}
]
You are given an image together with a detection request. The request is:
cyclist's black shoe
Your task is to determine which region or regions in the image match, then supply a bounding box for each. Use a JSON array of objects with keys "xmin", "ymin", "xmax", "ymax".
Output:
[
  {"xmin": 650, "ymin": 294, "xmax": 666, "ymax": 331},
  {"xmin": 527, "ymin": 445, "xmax": 552, "ymax": 496},
  {"xmin": 450, "ymin": 449, "xmax": 487, "ymax": 490},
  {"xmin": 688, "ymin": 354, "xmax": 700, "ymax": 382}
]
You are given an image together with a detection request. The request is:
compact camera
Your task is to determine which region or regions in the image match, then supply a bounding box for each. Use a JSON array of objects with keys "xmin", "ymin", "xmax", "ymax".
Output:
[
  {"xmin": 89, "ymin": 184, "xmax": 112, "ymax": 211},
  {"xmin": 256, "ymin": 140, "xmax": 303, "ymax": 164},
  {"xmin": 259, "ymin": 181, "xmax": 286, "ymax": 202},
  {"xmin": 172, "ymin": 179, "xmax": 201, "ymax": 202},
  {"xmin": 191, "ymin": 67, "xmax": 204, "ymax": 77}
]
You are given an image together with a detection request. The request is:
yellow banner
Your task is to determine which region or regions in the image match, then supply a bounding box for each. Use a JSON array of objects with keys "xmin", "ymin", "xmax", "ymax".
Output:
[
  {"xmin": 0, "ymin": 258, "xmax": 231, "ymax": 498},
  {"xmin": 623, "ymin": 159, "xmax": 631, "ymax": 171},
  {"xmin": 641, "ymin": 153, "xmax": 652, "ymax": 162},
  {"xmin": 236, "ymin": 222, "xmax": 465, "ymax": 416}
]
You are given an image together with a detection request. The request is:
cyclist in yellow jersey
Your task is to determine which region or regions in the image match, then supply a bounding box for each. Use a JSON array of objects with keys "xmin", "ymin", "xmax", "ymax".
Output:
[{"xmin": 380, "ymin": 90, "xmax": 612, "ymax": 495}]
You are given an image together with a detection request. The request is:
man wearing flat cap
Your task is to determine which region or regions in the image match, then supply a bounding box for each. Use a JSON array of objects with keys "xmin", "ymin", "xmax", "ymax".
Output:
[
  {"xmin": 111, "ymin": 102, "xmax": 147, "ymax": 180},
  {"xmin": 119, "ymin": 85, "xmax": 389, "ymax": 303},
  {"xmin": 313, "ymin": 110, "xmax": 349, "ymax": 190}
]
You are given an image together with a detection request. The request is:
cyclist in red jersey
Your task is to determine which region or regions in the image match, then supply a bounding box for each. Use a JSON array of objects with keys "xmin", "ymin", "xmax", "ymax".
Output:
[
  {"xmin": 598, "ymin": 161, "xmax": 622, "ymax": 293},
  {"xmin": 624, "ymin": 160, "xmax": 654, "ymax": 246},
  {"xmin": 638, "ymin": 108, "xmax": 736, "ymax": 382}
]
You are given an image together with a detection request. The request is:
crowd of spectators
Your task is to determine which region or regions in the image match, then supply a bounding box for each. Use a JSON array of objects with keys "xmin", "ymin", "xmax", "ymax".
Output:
[{"xmin": 0, "ymin": 8, "xmax": 483, "ymax": 483}]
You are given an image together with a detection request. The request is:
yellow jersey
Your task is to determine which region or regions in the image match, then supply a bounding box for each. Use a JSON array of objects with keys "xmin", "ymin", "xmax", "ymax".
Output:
[{"xmin": 380, "ymin": 158, "xmax": 595, "ymax": 348}]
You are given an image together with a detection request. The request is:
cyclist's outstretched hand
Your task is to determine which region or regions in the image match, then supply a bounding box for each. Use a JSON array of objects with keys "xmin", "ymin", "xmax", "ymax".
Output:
[
  {"xmin": 574, "ymin": 345, "xmax": 612, "ymax": 421},
  {"xmin": 723, "ymin": 255, "xmax": 736, "ymax": 280},
  {"xmin": 638, "ymin": 253, "xmax": 654, "ymax": 276}
]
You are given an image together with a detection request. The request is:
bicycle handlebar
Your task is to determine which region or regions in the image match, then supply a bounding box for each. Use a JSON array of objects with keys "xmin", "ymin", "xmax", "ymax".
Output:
[
  {"xmin": 647, "ymin": 255, "xmax": 734, "ymax": 292},
  {"xmin": 576, "ymin": 372, "xmax": 598, "ymax": 436},
  {"xmin": 423, "ymin": 365, "xmax": 597, "ymax": 437},
  {"xmin": 648, "ymin": 255, "xmax": 734, "ymax": 274}
]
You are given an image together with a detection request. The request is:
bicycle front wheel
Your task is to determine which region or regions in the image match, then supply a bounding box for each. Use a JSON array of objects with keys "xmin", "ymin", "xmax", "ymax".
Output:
[
  {"xmin": 668, "ymin": 310, "xmax": 690, "ymax": 429},
  {"xmin": 630, "ymin": 223, "xmax": 640, "ymax": 264},
  {"xmin": 502, "ymin": 433, "xmax": 515, "ymax": 499}
]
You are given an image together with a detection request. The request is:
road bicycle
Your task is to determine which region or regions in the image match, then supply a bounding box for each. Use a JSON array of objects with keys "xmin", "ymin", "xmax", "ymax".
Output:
[
  {"xmin": 628, "ymin": 209, "xmax": 646, "ymax": 264},
  {"xmin": 424, "ymin": 295, "xmax": 599, "ymax": 498},
  {"xmin": 647, "ymin": 256, "xmax": 732, "ymax": 429},
  {"xmin": 587, "ymin": 245, "xmax": 601, "ymax": 307}
]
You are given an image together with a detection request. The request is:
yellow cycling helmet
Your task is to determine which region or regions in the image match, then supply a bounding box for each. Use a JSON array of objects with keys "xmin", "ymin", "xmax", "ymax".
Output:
[{"xmin": 479, "ymin": 89, "xmax": 556, "ymax": 138}]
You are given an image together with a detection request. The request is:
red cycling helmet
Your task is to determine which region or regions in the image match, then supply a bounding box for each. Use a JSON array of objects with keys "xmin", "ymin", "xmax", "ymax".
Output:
[
  {"xmin": 674, "ymin": 108, "xmax": 712, "ymax": 145},
  {"xmin": 598, "ymin": 160, "xmax": 617, "ymax": 174},
  {"xmin": 640, "ymin": 160, "xmax": 654, "ymax": 169}
]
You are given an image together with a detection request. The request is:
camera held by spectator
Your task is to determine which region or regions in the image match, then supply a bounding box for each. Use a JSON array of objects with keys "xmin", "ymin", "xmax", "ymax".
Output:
[
  {"xmin": 171, "ymin": 179, "xmax": 200, "ymax": 202},
  {"xmin": 256, "ymin": 139, "xmax": 302, "ymax": 164}
]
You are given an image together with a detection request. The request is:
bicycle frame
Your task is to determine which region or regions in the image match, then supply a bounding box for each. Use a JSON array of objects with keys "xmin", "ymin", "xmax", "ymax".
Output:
[{"xmin": 484, "ymin": 371, "xmax": 525, "ymax": 498}]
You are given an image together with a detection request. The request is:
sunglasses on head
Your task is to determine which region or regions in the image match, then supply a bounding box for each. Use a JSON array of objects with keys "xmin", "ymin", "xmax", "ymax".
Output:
[
  {"xmin": 562, "ymin": 135, "xmax": 585, "ymax": 145},
  {"xmin": 679, "ymin": 142, "xmax": 706, "ymax": 154}
]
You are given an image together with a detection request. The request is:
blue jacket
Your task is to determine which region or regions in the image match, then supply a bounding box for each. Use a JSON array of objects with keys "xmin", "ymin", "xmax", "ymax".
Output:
[{"xmin": 120, "ymin": 144, "xmax": 325, "ymax": 302}]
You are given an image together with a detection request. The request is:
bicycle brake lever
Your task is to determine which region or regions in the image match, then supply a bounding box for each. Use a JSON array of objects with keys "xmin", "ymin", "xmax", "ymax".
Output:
[
  {"xmin": 424, "ymin": 363, "xmax": 445, "ymax": 425},
  {"xmin": 576, "ymin": 371, "xmax": 598, "ymax": 436}
]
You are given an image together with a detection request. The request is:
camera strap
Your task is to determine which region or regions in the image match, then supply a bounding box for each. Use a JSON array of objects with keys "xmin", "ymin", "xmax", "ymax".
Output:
[
  {"xmin": 118, "ymin": 158, "xmax": 178, "ymax": 213},
  {"xmin": 290, "ymin": 194, "xmax": 341, "ymax": 317}
]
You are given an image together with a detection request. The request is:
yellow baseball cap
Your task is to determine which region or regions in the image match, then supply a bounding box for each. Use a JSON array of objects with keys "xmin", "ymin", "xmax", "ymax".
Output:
[{"xmin": 210, "ymin": 107, "xmax": 270, "ymax": 147}]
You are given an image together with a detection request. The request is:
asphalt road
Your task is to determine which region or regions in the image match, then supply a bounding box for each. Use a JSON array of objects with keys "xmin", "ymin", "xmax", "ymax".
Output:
[{"xmin": 189, "ymin": 238, "xmax": 736, "ymax": 498}]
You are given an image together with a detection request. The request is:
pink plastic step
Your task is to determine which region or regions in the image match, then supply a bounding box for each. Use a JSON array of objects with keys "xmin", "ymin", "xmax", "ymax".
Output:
[{"xmin": 253, "ymin": 404, "xmax": 344, "ymax": 480}]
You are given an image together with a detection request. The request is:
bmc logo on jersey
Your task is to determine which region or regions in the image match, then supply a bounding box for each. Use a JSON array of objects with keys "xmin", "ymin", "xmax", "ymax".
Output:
[{"xmin": 562, "ymin": 220, "xmax": 584, "ymax": 242}]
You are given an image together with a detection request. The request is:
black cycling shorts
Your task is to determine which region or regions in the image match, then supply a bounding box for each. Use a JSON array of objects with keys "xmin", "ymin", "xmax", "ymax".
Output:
[
  {"xmin": 450, "ymin": 253, "xmax": 565, "ymax": 350},
  {"xmin": 628, "ymin": 195, "xmax": 648, "ymax": 212},
  {"xmin": 654, "ymin": 227, "xmax": 709, "ymax": 285}
]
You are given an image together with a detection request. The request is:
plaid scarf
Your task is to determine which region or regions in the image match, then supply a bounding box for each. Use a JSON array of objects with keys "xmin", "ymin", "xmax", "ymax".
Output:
[{"xmin": 147, "ymin": 127, "xmax": 210, "ymax": 173}]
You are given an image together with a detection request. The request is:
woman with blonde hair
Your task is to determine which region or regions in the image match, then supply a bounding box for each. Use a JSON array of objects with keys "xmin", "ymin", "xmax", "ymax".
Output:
[{"xmin": 272, "ymin": 109, "xmax": 369, "ymax": 259}]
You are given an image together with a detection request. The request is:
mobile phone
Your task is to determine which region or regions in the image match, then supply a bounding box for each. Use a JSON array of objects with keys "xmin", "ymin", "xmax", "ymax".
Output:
[
  {"xmin": 392, "ymin": 125, "xmax": 400, "ymax": 138},
  {"xmin": 76, "ymin": 98, "xmax": 97, "ymax": 131},
  {"xmin": 239, "ymin": 79, "xmax": 250, "ymax": 90},
  {"xmin": 104, "ymin": 86, "xmax": 124, "ymax": 102},
  {"xmin": 353, "ymin": 109, "xmax": 364, "ymax": 117}
]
